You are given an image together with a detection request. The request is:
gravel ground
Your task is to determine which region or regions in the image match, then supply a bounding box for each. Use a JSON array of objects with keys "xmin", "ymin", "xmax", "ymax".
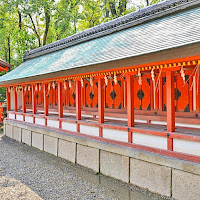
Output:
[{"xmin": 0, "ymin": 133, "xmax": 170, "ymax": 200}]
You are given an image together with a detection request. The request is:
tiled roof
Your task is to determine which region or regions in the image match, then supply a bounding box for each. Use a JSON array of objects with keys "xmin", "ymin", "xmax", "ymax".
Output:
[
  {"xmin": 0, "ymin": 0, "xmax": 200, "ymax": 84},
  {"xmin": 23, "ymin": 0, "xmax": 198, "ymax": 60}
]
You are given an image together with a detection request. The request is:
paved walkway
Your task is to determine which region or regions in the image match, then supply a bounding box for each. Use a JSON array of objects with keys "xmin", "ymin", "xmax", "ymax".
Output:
[{"xmin": 0, "ymin": 134, "xmax": 168, "ymax": 200}]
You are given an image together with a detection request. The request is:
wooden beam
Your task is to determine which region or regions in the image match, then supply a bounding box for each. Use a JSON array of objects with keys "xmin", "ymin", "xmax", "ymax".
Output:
[
  {"xmin": 44, "ymin": 83, "xmax": 48, "ymax": 116},
  {"xmin": 189, "ymin": 77, "xmax": 193, "ymax": 111},
  {"xmin": 150, "ymin": 78, "xmax": 154, "ymax": 110},
  {"xmin": 76, "ymin": 80, "xmax": 81, "ymax": 120},
  {"xmin": 14, "ymin": 86, "xmax": 17, "ymax": 112},
  {"xmin": 166, "ymin": 71, "xmax": 175, "ymax": 132},
  {"xmin": 167, "ymin": 136, "xmax": 173, "ymax": 151},
  {"xmin": 22, "ymin": 86, "xmax": 26, "ymax": 114},
  {"xmin": 196, "ymin": 69, "xmax": 200, "ymax": 112},
  {"xmin": 98, "ymin": 78, "xmax": 105, "ymax": 137},
  {"xmin": 58, "ymin": 81, "xmax": 63, "ymax": 118},
  {"xmin": 159, "ymin": 77, "xmax": 163, "ymax": 111},
  {"xmin": 98, "ymin": 78, "xmax": 105, "ymax": 124},
  {"xmin": 127, "ymin": 74, "xmax": 134, "ymax": 127},
  {"xmin": 6, "ymin": 87, "xmax": 10, "ymax": 111},
  {"xmin": 32, "ymin": 84, "xmax": 36, "ymax": 114},
  {"xmin": 127, "ymin": 74, "xmax": 134, "ymax": 143}
]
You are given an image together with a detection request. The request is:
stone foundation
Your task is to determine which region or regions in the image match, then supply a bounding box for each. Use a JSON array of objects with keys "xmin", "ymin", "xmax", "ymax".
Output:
[{"xmin": 4, "ymin": 119, "xmax": 200, "ymax": 199}]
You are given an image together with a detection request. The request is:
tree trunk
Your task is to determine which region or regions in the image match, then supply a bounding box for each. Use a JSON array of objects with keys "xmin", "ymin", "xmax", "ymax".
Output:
[
  {"xmin": 28, "ymin": 13, "xmax": 41, "ymax": 47},
  {"xmin": 119, "ymin": 0, "xmax": 127, "ymax": 15},
  {"xmin": 104, "ymin": 0, "xmax": 109, "ymax": 18},
  {"xmin": 43, "ymin": 7, "xmax": 50, "ymax": 46},
  {"xmin": 18, "ymin": 10, "xmax": 22, "ymax": 30},
  {"xmin": 8, "ymin": 37, "xmax": 11, "ymax": 64},
  {"xmin": 109, "ymin": 1, "xmax": 117, "ymax": 17}
]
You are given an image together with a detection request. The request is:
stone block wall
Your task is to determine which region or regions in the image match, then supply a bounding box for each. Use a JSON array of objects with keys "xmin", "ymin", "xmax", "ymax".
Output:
[{"xmin": 4, "ymin": 120, "xmax": 200, "ymax": 200}]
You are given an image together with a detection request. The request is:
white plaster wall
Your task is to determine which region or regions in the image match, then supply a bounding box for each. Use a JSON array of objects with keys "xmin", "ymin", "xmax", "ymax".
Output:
[
  {"xmin": 8, "ymin": 113, "xmax": 15, "ymax": 119},
  {"xmin": 105, "ymin": 117, "xmax": 127, "ymax": 121},
  {"xmin": 173, "ymin": 139, "xmax": 200, "ymax": 156},
  {"xmin": 47, "ymin": 119, "xmax": 59, "ymax": 128},
  {"xmin": 10, "ymin": 90, "xmax": 22, "ymax": 110},
  {"xmin": 17, "ymin": 91, "xmax": 22, "ymax": 109},
  {"xmin": 16, "ymin": 114, "xmax": 23, "ymax": 121},
  {"xmin": 151, "ymin": 121, "xmax": 167, "ymax": 125},
  {"xmin": 103, "ymin": 128, "xmax": 128, "ymax": 142},
  {"xmin": 10, "ymin": 90, "xmax": 14, "ymax": 110},
  {"xmin": 135, "ymin": 119, "xmax": 147, "ymax": 123},
  {"xmin": 25, "ymin": 116, "xmax": 33, "ymax": 123},
  {"xmin": 63, "ymin": 113, "xmax": 76, "ymax": 117},
  {"xmin": 62, "ymin": 122, "xmax": 76, "ymax": 132},
  {"xmin": 133, "ymin": 133, "xmax": 167, "ymax": 150},
  {"xmin": 80, "ymin": 125, "xmax": 99, "ymax": 137},
  {"xmin": 175, "ymin": 123, "xmax": 200, "ymax": 129},
  {"xmin": 35, "ymin": 117, "xmax": 45, "ymax": 126}
]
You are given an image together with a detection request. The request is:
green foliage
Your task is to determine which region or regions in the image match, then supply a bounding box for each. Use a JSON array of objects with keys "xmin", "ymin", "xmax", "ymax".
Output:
[{"xmin": 0, "ymin": 0, "xmax": 163, "ymax": 67}]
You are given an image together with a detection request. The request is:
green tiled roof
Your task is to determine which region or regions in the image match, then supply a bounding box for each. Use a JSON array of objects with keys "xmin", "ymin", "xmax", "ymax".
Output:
[{"xmin": 0, "ymin": 2, "xmax": 200, "ymax": 84}]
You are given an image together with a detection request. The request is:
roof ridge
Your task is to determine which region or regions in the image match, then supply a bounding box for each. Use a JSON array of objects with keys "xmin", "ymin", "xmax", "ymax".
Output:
[{"xmin": 23, "ymin": 0, "xmax": 197, "ymax": 61}]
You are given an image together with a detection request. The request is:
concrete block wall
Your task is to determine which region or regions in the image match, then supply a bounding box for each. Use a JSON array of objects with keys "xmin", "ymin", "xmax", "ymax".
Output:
[{"xmin": 4, "ymin": 120, "xmax": 200, "ymax": 199}]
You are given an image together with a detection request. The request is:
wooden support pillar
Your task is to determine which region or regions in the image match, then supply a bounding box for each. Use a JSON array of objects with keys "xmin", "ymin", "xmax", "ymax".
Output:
[
  {"xmin": 76, "ymin": 80, "xmax": 81, "ymax": 132},
  {"xmin": 6, "ymin": 87, "xmax": 10, "ymax": 111},
  {"xmin": 58, "ymin": 81, "xmax": 63, "ymax": 118},
  {"xmin": 159, "ymin": 77, "xmax": 163, "ymax": 111},
  {"xmin": 150, "ymin": 79, "xmax": 154, "ymax": 110},
  {"xmin": 127, "ymin": 74, "xmax": 134, "ymax": 143},
  {"xmin": 44, "ymin": 83, "xmax": 48, "ymax": 116},
  {"xmin": 22, "ymin": 86, "xmax": 26, "ymax": 113},
  {"xmin": 155, "ymin": 74, "xmax": 159, "ymax": 110},
  {"xmin": 167, "ymin": 134, "xmax": 173, "ymax": 151},
  {"xmin": 196, "ymin": 69, "xmax": 200, "ymax": 112},
  {"xmin": 189, "ymin": 77, "xmax": 193, "ymax": 111},
  {"xmin": 98, "ymin": 78, "xmax": 105, "ymax": 137},
  {"xmin": 166, "ymin": 71, "xmax": 175, "ymax": 132},
  {"xmin": 14, "ymin": 86, "xmax": 17, "ymax": 112},
  {"xmin": 32, "ymin": 84, "xmax": 36, "ymax": 114}
]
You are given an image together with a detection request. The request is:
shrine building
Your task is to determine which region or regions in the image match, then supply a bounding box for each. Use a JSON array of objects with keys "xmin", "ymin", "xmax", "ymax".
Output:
[
  {"xmin": 1, "ymin": 0, "xmax": 200, "ymax": 198},
  {"xmin": 0, "ymin": 59, "xmax": 11, "ymax": 72}
]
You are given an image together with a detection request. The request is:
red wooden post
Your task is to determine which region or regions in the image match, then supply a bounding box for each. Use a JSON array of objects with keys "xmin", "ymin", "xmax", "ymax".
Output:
[
  {"xmin": 76, "ymin": 80, "xmax": 81, "ymax": 120},
  {"xmin": 166, "ymin": 70, "xmax": 175, "ymax": 133},
  {"xmin": 58, "ymin": 81, "xmax": 63, "ymax": 118},
  {"xmin": 167, "ymin": 135, "xmax": 173, "ymax": 151},
  {"xmin": 76, "ymin": 80, "xmax": 81, "ymax": 132},
  {"xmin": 14, "ymin": 86, "xmax": 17, "ymax": 112},
  {"xmin": 127, "ymin": 74, "xmax": 134, "ymax": 143},
  {"xmin": 159, "ymin": 77, "xmax": 163, "ymax": 110},
  {"xmin": 98, "ymin": 78, "xmax": 105, "ymax": 137},
  {"xmin": 44, "ymin": 83, "xmax": 48, "ymax": 116},
  {"xmin": 20, "ymin": 85, "xmax": 26, "ymax": 121},
  {"xmin": 150, "ymin": 79, "xmax": 154, "ymax": 110},
  {"xmin": 189, "ymin": 77, "xmax": 193, "ymax": 111},
  {"xmin": 155, "ymin": 74, "xmax": 159, "ymax": 110},
  {"xmin": 196, "ymin": 70, "xmax": 200, "ymax": 112},
  {"xmin": 32, "ymin": 84, "xmax": 36, "ymax": 114},
  {"xmin": 6, "ymin": 87, "xmax": 10, "ymax": 111},
  {"xmin": 22, "ymin": 85, "xmax": 26, "ymax": 114}
]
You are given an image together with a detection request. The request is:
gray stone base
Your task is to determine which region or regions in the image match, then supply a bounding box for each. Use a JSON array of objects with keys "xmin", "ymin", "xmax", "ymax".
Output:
[
  {"xmin": 58, "ymin": 139, "xmax": 76, "ymax": 163},
  {"xmin": 77, "ymin": 144, "xmax": 99, "ymax": 172},
  {"xmin": 100, "ymin": 150, "xmax": 129, "ymax": 183},
  {"xmin": 22, "ymin": 129, "xmax": 31, "ymax": 146},
  {"xmin": 172, "ymin": 169, "xmax": 200, "ymax": 200},
  {"xmin": 44, "ymin": 135, "xmax": 58, "ymax": 156},
  {"xmin": 130, "ymin": 158, "xmax": 171, "ymax": 196},
  {"xmin": 4, "ymin": 120, "xmax": 200, "ymax": 199},
  {"xmin": 32, "ymin": 132, "xmax": 43, "ymax": 151}
]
